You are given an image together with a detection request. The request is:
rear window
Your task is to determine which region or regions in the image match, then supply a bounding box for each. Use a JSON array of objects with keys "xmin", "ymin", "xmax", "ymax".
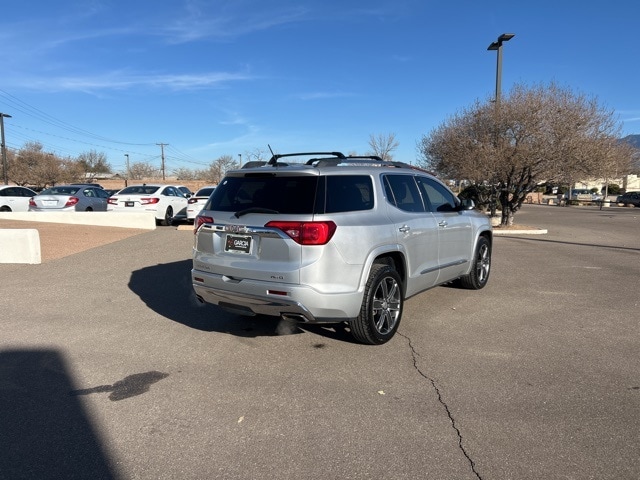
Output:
[
  {"xmin": 41, "ymin": 186, "xmax": 79, "ymax": 195},
  {"xmin": 196, "ymin": 187, "xmax": 215, "ymax": 197},
  {"xmin": 206, "ymin": 174, "xmax": 373, "ymax": 214},
  {"xmin": 118, "ymin": 186, "xmax": 161, "ymax": 195}
]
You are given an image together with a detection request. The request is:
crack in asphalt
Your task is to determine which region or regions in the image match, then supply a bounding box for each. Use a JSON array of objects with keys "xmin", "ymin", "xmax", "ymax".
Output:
[{"xmin": 398, "ymin": 332, "xmax": 482, "ymax": 480}]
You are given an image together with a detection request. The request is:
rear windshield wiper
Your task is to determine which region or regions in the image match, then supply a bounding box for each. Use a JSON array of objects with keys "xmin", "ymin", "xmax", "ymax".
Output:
[{"xmin": 234, "ymin": 207, "xmax": 280, "ymax": 218}]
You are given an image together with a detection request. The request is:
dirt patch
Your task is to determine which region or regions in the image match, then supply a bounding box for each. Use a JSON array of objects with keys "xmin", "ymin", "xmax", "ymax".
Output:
[{"xmin": 0, "ymin": 219, "xmax": 149, "ymax": 262}]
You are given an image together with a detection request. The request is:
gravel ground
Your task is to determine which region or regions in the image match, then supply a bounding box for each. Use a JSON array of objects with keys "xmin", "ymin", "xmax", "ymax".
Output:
[{"xmin": 0, "ymin": 219, "xmax": 151, "ymax": 262}]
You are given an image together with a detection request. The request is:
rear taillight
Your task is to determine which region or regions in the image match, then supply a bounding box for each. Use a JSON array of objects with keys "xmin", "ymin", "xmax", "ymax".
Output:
[
  {"xmin": 29, "ymin": 198, "xmax": 36, "ymax": 207},
  {"xmin": 141, "ymin": 197, "xmax": 160, "ymax": 205},
  {"xmin": 65, "ymin": 197, "xmax": 79, "ymax": 207},
  {"xmin": 107, "ymin": 197, "xmax": 117, "ymax": 205},
  {"xmin": 265, "ymin": 221, "xmax": 336, "ymax": 245},
  {"xmin": 195, "ymin": 215, "xmax": 214, "ymax": 234}
]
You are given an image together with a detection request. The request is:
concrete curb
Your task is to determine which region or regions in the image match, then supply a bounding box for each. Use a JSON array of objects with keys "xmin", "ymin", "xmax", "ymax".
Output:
[
  {"xmin": 0, "ymin": 212, "xmax": 157, "ymax": 230},
  {"xmin": 0, "ymin": 212, "xmax": 156, "ymax": 264},
  {"xmin": 493, "ymin": 228, "xmax": 548, "ymax": 236},
  {"xmin": 0, "ymin": 229, "xmax": 41, "ymax": 264}
]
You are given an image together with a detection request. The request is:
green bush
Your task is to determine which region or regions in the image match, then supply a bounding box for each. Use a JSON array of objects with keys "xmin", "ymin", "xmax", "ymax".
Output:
[{"xmin": 605, "ymin": 184, "xmax": 623, "ymax": 195}]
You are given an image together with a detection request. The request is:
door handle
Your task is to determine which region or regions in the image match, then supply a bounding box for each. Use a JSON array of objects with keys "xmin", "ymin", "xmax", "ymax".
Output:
[
  {"xmin": 398, "ymin": 225, "xmax": 410, "ymax": 233},
  {"xmin": 438, "ymin": 221, "xmax": 448, "ymax": 228}
]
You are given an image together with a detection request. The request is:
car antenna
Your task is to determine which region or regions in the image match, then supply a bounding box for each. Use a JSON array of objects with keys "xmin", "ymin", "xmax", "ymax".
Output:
[{"xmin": 267, "ymin": 144, "xmax": 279, "ymax": 165}]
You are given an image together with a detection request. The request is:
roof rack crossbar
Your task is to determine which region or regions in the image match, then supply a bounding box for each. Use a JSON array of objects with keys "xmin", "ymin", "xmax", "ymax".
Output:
[{"xmin": 267, "ymin": 151, "xmax": 346, "ymax": 166}]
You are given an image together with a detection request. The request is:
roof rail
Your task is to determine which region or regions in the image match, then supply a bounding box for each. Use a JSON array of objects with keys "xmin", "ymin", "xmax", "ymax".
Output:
[{"xmin": 267, "ymin": 151, "xmax": 346, "ymax": 166}]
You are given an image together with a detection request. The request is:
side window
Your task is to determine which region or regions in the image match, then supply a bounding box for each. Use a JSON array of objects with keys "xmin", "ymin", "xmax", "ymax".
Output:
[
  {"xmin": 383, "ymin": 175, "xmax": 425, "ymax": 213},
  {"xmin": 165, "ymin": 187, "xmax": 176, "ymax": 196},
  {"xmin": 325, "ymin": 175, "xmax": 373, "ymax": 213},
  {"xmin": 83, "ymin": 188, "xmax": 94, "ymax": 197},
  {"xmin": 95, "ymin": 189, "xmax": 109, "ymax": 199},
  {"xmin": 416, "ymin": 177, "xmax": 458, "ymax": 212}
]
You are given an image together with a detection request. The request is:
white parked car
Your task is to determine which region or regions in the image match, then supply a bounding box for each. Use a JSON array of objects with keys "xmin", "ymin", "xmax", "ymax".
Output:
[
  {"xmin": 0, "ymin": 185, "xmax": 38, "ymax": 212},
  {"xmin": 107, "ymin": 184, "xmax": 189, "ymax": 226},
  {"xmin": 186, "ymin": 185, "xmax": 216, "ymax": 222}
]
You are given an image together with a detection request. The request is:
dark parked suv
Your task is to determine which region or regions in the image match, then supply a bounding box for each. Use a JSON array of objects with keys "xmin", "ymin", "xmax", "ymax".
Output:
[
  {"xmin": 616, "ymin": 191, "xmax": 640, "ymax": 207},
  {"xmin": 192, "ymin": 152, "xmax": 492, "ymax": 344}
]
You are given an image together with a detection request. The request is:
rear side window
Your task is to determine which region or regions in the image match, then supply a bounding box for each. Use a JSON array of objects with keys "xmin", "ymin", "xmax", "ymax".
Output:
[
  {"xmin": 325, "ymin": 175, "xmax": 373, "ymax": 213},
  {"xmin": 207, "ymin": 175, "xmax": 318, "ymax": 214}
]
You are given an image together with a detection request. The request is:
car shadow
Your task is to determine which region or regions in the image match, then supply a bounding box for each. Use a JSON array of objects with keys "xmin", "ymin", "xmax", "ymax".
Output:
[
  {"xmin": 0, "ymin": 348, "xmax": 117, "ymax": 479},
  {"xmin": 127, "ymin": 260, "xmax": 357, "ymax": 343}
]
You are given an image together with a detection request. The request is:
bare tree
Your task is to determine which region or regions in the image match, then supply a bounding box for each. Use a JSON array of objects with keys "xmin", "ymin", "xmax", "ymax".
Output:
[
  {"xmin": 77, "ymin": 150, "xmax": 111, "ymax": 180},
  {"xmin": 174, "ymin": 167, "xmax": 197, "ymax": 181},
  {"xmin": 202, "ymin": 155, "xmax": 239, "ymax": 183},
  {"xmin": 243, "ymin": 148, "xmax": 268, "ymax": 164},
  {"xmin": 128, "ymin": 161, "xmax": 158, "ymax": 180},
  {"xmin": 368, "ymin": 133, "xmax": 399, "ymax": 161},
  {"xmin": 418, "ymin": 82, "xmax": 632, "ymax": 226}
]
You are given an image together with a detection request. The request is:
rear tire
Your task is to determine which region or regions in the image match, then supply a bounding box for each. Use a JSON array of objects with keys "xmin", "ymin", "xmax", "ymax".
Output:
[
  {"xmin": 458, "ymin": 236, "xmax": 491, "ymax": 290},
  {"xmin": 161, "ymin": 207, "xmax": 173, "ymax": 226},
  {"xmin": 351, "ymin": 264, "xmax": 403, "ymax": 345}
]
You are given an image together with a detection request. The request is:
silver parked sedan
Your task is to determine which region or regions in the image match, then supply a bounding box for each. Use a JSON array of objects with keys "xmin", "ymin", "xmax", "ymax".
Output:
[{"xmin": 29, "ymin": 185, "xmax": 110, "ymax": 212}]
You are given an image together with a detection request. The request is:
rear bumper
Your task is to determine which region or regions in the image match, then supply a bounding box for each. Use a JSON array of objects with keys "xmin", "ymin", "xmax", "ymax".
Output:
[{"xmin": 191, "ymin": 269, "xmax": 362, "ymax": 323}]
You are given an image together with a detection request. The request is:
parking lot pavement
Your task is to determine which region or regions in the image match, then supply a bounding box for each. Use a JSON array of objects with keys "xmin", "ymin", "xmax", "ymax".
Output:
[{"xmin": 0, "ymin": 204, "xmax": 638, "ymax": 479}]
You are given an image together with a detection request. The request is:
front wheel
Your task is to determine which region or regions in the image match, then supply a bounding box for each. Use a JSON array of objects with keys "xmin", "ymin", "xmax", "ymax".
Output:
[
  {"xmin": 351, "ymin": 264, "xmax": 403, "ymax": 345},
  {"xmin": 458, "ymin": 236, "xmax": 491, "ymax": 290}
]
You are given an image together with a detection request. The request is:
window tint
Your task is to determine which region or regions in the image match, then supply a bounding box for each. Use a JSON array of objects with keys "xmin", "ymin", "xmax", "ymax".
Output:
[
  {"xmin": 416, "ymin": 177, "xmax": 458, "ymax": 212},
  {"xmin": 325, "ymin": 175, "xmax": 373, "ymax": 213},
  {"xmin": 196, "ymin": 188, "xmax": 215, "ymax": 197},
  {"xmin": 383, "ymin": 175, "xmax": 425, "ymax": 212},
  {"xmin": 208, "ymin": 175, "xmax": 318, "ymax": 214},
  {"xmin": 119, "ymin": 186, "xmax": 160, "ymax": 195},
  {"xmin": 42, "ymin": 186, "xmax": 79, "ymax": 195}
]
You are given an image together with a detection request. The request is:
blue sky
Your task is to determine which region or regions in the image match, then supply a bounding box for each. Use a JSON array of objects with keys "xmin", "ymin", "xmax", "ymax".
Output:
[{"xmin": 1, "ymin": 0, "xmax": 638, "ymax": 174}]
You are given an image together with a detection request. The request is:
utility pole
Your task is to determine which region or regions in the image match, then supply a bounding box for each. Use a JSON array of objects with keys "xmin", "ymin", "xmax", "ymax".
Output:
[
  {"xmin": 156, "ymin": 143, "xmax": 168, "ymax": 180},
  {"xmin": 1, "ymin": 113, "xmax": 11, "ymax": 185}
]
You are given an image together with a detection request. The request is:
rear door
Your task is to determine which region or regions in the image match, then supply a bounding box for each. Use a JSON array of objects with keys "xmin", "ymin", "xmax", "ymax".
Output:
[{"xmin": 382, "ymin": 174, "xmax": 440, "ymax": 297}]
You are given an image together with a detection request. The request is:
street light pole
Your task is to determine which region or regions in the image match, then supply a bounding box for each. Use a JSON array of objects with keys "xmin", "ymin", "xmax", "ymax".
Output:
[
  {"xmin": 124, "ymin": 154, "xmax": 130, "ymax": 186},
  {"xmin": 487, "ymin": 33, "xmax": 515, "ymax": 107},
  {"xmin": 1, "ymin": 113, "xmax": 12, "ymax": 185}
]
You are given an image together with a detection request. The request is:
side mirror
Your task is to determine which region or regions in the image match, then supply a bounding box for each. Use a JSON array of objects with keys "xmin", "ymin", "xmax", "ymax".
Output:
[{"xmin": 459, "ymin": 198, "xmax": 475, "ymax": 210}]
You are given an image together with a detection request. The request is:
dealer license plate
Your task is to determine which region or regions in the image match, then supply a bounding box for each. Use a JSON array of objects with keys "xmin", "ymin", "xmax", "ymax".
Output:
[
  {"xmin": 125, "ymin": 201, "xmax": 135, "ymax": 207},
  {"xmin": 225, "ymin": 234, "xmax": 252, "ymax": 254}
]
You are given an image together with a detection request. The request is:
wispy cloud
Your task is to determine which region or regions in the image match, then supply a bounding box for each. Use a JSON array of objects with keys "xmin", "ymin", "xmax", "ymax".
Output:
[
  {"xmin": 293, "ymin": 91, "xmax": 355, "ymax": 101},
  {"xmin": 161, "ymin": 4, "xmax": 309, "ymax": 44},
  {"xmin": 10, "ymin": 71, "xmax": 252, "ymax": 93}
]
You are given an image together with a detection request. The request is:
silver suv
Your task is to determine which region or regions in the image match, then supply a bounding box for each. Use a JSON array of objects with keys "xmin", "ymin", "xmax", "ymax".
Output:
[{"xmin": 191, "ymin": 152, "xmax": 492, "ymax": 344}]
